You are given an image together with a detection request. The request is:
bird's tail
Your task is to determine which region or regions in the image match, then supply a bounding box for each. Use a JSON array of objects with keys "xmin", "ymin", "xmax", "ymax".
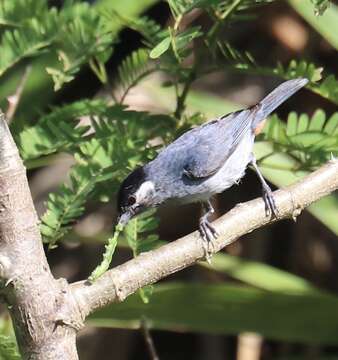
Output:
[{"xmin": 251, "ymin": 78, "xmax": 308, "ymax": 130}]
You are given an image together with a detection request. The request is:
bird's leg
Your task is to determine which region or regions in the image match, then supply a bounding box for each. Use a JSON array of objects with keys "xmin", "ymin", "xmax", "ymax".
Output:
[
  {"xmin": 250, "ymin": 154, "xmax": 278, "ymax": 218},
  {"xmin": 199, "ymin": 200, "xmax": 219, "ymax": 262}
]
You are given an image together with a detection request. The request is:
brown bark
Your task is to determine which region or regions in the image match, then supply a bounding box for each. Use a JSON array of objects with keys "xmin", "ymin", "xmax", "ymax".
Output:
[{"xmin": 0, "ymin": 112, "xmax": 81, "ymax": 359}]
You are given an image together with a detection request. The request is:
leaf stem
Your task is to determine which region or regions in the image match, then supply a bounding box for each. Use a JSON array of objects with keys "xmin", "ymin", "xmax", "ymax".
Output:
[
  {"xmin": 207, "ymin": 0, "xmax": 243, "ymax": 42},
  {"xmin": 174, "ymin": 71, "xmax": 196, "ymax": 119}
]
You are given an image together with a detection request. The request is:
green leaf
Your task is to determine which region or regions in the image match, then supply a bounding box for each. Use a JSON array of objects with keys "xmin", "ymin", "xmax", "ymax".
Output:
[
  {"xmin": 0, "ymin": 0, "xmax": 48, "ymax": 26},
  {"xmin": 46, "ymin": 66, "xmax": 74, "ymax": 91},
  {"xmin": 124, "ymin": 210, "xmax": 161, "ymax": 303},
  {"xmin": 89, "ymin": 282, "xmax": 338, "ymax": 345},
  {"xmin": 261, "ymin": 111, "xmax": 338, "ymax": 170},
  {"xmin": 0, "ymin": 0, "xmax": 159, "ymax": 124},
  {"xmin": 116, "ymin": 48, "xmax": 157, "ymax": 101},
  {"xmin": 110, "ymin": 14, "xmax": 165, "ymax": 49},
  {"xmin": 167, "ymin": 0, "xmax": 274, "ymax": 20},
  {"xmin": 96, "ymin": 0, "xmax": 159, "ymax": 16},
  {"xmin": 0, "ymin": 1, "xmax": 116, "ymax": 90},
  {"xmin": 149, "ymin": 37, "xmax": 171, "ymax": 59},
  {"xmin": 88, "ymin": 231, "xmax": 119, "ymax": 282},
  {"xmin": 139, "ymin": 286, "xmax": 154, "ymax": 304},
  {"xmin": 174, "ymin": 26, "xmax": 203, "ymax": 58},
  {"xmin": 0, "ymin": 12, "xmax": 58, "ymax": 77},
  {"xmin": 0, "ymin": 335, "xmax": 20, "ymax": 360},
  {"xmin": 47, "ymin": 2, "xmax": 115, "ymax": 90},
  {"xmin": 307, "ymin": 195, "xmax": 338, "ymax": 234},
  {"xmin": 40, "ymin": 165, "xmax": 98, "ymax": 247},
  {"xmin": 205, "ymin": 253, "xmax": 322, "ymax": 294},
  {"xmin": 215, "ymin": 43, "xmax": 338, "ymax": 105},
  {"xmin": 167, "ymin": 0, "xmax": 215, "ymax": 18},
  {"xmin": 38, "ymin": 103, "xmax": 174, "ymax": 247},
  {"xmin": 17, "ymin": 99, "xmax": 106, "ymax": 162}
]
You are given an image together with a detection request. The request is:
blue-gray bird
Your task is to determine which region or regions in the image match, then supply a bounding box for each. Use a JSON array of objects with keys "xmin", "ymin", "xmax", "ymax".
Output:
[{"xmin": 117, "ymin": 78, "xmax": 308, "ymax": 254}]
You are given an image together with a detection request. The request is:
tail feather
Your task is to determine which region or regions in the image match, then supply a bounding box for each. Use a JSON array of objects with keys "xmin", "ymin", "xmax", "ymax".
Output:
[{"xmin": 252, "ymin": 78, "xmax": 308, "ymax": 130}]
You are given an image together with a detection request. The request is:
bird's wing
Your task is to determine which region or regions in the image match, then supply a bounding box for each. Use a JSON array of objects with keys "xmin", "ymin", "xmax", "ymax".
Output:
[
  {"xmin": 181, "ymin": 108, "xmax": 254, "ymax": 180},
  {"xmin": 181, "ymin": 78, "xmax": 308, "ymax": 180}
]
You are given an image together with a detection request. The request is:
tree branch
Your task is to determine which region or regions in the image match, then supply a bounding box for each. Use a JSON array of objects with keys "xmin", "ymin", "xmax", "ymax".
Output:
[
  {"xmin": 0, "ymin": 111, "xmax": 81, "ymax": 359},
  {"xmin": 72, "ymin": 158, "xmax": 338, "ymax": 317},
  {"xmin": 141, "ymin": 318, "xmax": 160, "ymax": 360},
  {"xmin": 1, "ymin": 102, "xmax": 337, "ymax": 359},
  {"xmin": 5, "ymin": 65, "xmax": 32, "ymax": 123}
]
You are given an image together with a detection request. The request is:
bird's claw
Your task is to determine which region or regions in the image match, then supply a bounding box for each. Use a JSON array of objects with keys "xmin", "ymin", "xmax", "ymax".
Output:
[
  {"xmin": 262, "ymin": 186, "xmax": 278, "ymax": 218},
  {"xmin": 199, "ymin": 218, "xmax": 218, "ymax": 263}
]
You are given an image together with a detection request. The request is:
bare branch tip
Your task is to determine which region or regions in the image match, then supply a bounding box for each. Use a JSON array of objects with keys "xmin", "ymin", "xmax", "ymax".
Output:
[
  {"xmin": 0, "ymin": 109, "xmax": 5, "ymax": 122},
  {"xmin": 0, "ymin": 110, "xmax": 8, "ymax": 133},
  {"xmin": 291, "ymin": 207, "xmax": 302, "ymax": 222},
  {"xmin": 329, "ymin": 153, "xmax": 337, "ymax": 163}
]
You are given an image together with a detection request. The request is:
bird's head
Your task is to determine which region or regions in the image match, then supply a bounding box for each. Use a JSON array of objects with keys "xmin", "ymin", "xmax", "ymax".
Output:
[{"xmin": 117, "ymin": 166, "xmax": 156, "ymax": 226}]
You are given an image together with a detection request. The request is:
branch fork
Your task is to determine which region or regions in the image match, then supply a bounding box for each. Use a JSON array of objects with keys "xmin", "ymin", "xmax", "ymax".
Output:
[{"xmin": 0, "ymin": 109, "xmax": 337, "ymax": 359}]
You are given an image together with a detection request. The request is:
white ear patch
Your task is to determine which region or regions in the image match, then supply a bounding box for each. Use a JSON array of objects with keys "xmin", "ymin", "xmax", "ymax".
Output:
[{"xmin": 135, "ymin": 181, "xmax": 155, "ymax": 202}]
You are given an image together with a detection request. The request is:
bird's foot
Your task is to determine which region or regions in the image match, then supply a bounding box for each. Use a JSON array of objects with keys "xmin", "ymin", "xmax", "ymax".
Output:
[
  {"xmin": 262, "ymin": 186, "xmax": 278, "ymax": 218},
  {"xmin": 199, "ymin": 217, "xmax": 219, "ymax": 263}
]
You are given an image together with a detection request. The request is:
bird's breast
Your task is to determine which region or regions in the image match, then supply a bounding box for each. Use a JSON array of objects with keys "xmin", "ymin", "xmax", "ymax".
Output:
[{"xmin": 203, "ymin": 132, "xmax": 254, "ymax": 194}]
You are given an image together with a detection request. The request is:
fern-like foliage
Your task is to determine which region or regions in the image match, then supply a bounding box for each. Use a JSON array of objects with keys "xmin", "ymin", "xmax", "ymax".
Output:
[
  {"xmin": 40, "ymin": 165, "xmax": 98, "ymax": 247},
  {"xmin": 260, "ymin": 110, "xmax": 338, "ymax": 170},
  {"xmin": 124, "ymin": 209, "xmax": 161, "ymax": 302},
  {"xmin": 0, "ymin": 0, "xmax": 48, "ymax": 26},
  {"xmin": 18, "ymin": 99, "xmax": 176, "ymax": 165},
  {"xmin": 167, "ymin": 0, "xmax": 274, "ymax": 20},
  {"xmin": 46, "ymin": 2, "xmax": 114, "ymax": 90},
  {"xmin": 115, "ymin": 48, "xmax": 158, "ymax": 103},
  {"xmin": 40, "ymin": 142, "xmax": 132, "ymax": 247},
  {"xmin": 39, "ymin": 105, "xmax": 175, "ymax": 247},
  {"xmin": 274, "ymin": 61, "xmax": 338, "ymax": 105},
  {"xmin": 0, "ymin": 3, "xmax": 58, "ymax": 77},
  {"xmin": 17, "ymin": 100, "xmax": 107, "ymax": 162},
  {"xmin": 215, "ymin": 42, "xmax": 338, "ymax": 105},
  {"xmin": 107, "ymin": 13, "xmax": 165, "ymax": 49},
  {"xmin": 0, "ymin": 0, "xmax": 115, "ymax": 89},
  {"xmin": 39, "ymin": 133, "xmax": 135, "ymax": 246},
  {"xmin": 216, "ymin": 41, "xmax": 257, "ymax": 69}
]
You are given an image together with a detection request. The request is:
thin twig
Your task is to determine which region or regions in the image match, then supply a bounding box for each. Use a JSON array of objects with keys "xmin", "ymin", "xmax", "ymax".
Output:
[
  {"xmin": 120, "ymin": 68, "xmax": 159, "ymax": 104},
  {"xmin": 71, "ymin": 159, "xmax": 338, "ymax": 316},
  {"xmin": 207, "ymin": 0, "xmax": 243, "ymax": 42},
  {"xmin": 141, "ymin": 318, "xmax": 160, "ymax": 360},
  {"xmin": 174, "ymin": 71, "xmax": 196, "ymax": 119},
  {"xmin": 6, "ymin": 65, "xmax": 32, "ymax": 123}
]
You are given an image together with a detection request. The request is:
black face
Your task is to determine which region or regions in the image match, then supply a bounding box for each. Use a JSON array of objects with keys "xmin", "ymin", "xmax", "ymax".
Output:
[{"xmin": 117, "ymin": 167, "xmax": 147, "ymax": 216}]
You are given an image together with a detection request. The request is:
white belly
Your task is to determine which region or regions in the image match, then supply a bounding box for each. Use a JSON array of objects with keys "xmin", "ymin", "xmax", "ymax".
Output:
[
  {"xmin": 168, "ymin": 132, "xmax": 255, "ymax": 205},
  {"xmin": 201, "ymin": 132, "xmax": 254, "ymax": 196}
]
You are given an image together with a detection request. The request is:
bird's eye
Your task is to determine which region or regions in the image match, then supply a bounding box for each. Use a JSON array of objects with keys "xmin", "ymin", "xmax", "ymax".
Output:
[{"xmin": 127, "ymin": 195, "xmax": 136, "ymax": 206}]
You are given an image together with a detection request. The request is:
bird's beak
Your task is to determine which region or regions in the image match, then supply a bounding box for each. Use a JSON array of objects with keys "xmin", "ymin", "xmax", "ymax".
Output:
[
  {"xmin": 118, "ymin": 204, "xmax": 143, "ymax": 226},
  {"xmin": 118, "ymin": 211, "xmax": 132, "ymax": 226}
]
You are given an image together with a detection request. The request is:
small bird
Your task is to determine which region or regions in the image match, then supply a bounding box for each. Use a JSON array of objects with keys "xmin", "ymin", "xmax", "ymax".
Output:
[{"xmin": 117, "ymin": 78, "xmax": 308, "ymax": 256}]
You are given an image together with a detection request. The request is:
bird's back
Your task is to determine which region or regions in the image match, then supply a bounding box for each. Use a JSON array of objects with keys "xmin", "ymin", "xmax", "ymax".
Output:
[{"xmin": 146, "ymin": 110, "xmax": 255, "ymax": 201}]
